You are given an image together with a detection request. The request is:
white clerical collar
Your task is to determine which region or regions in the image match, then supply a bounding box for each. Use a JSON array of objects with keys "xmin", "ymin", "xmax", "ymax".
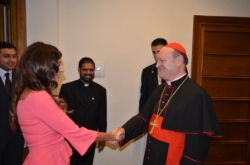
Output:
[
  {"xmin": 80, "ymin": 79, "xmax": 92, "ymax": 87},
  {"xmin": 166, "ymin": 74, "xmax": 187, "ymax": 85}
]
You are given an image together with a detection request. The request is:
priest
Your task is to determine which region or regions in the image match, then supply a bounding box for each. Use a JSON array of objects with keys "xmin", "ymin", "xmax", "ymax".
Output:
[{"xmin": 116, "ymin": 42, "xmax": 222, "ymax": 165}]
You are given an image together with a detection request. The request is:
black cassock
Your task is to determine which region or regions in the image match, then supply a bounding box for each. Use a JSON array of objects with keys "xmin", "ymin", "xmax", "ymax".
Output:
[{"xmin": 120, "ymin": 74, "xmax": 221, "ymax": 165}]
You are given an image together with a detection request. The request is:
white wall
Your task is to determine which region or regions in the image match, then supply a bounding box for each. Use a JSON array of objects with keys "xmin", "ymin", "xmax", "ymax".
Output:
[{"xmin": 26, "ymin": 0, "xmax": 250, "ymax": 164}]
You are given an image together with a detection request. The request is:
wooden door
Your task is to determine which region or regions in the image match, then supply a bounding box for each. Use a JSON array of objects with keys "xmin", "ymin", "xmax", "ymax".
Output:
[
  {"xmin": 192, "ymin": 16, "xmax": 250, "ymax": 165},
  {"xmin": 0, "ymin": 0, "xmax": 26, "ymax": 56}
]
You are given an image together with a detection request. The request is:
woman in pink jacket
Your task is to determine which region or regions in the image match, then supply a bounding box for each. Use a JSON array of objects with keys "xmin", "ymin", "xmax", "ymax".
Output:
[{"xmin": 9, "ymin": 42, "xmax": 117, "ymax": 165}]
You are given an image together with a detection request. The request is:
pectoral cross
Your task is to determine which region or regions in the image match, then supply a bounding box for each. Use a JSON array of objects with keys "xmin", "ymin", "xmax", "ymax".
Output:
[{"xmin": 149, "ymin": 119, "xmax": 158, "ymax": 134}]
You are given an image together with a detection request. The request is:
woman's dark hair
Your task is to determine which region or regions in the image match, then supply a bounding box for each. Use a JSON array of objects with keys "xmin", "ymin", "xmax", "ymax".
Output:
[{"xmin": 10, "ymin": 42, "xmax": 62, "ymax": 131}]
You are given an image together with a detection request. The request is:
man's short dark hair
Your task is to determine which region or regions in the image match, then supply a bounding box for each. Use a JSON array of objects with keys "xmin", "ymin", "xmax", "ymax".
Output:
[
  {"xmin": 151, "ymin": 38, "xmax": 168, "ymax": 47},
  {"xmin": 0, "ymin": 41, "xmax": 16, "ymax": 50},
  {"xmin": 78, "ymin": 57, "xmax": 95, "ymax": 68}
]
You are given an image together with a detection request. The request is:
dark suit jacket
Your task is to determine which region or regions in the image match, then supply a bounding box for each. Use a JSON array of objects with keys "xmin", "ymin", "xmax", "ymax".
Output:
[
  {"xmin": 139, "ymin": 63, "xmax": 159, "ymax": 111},
  {"xmin": 0, "ymin": 70, "xmax": 24, "ymax": 164},
  {"xmin": 59, "ymin": 79, "xmax": 107, "ymax": 132}
]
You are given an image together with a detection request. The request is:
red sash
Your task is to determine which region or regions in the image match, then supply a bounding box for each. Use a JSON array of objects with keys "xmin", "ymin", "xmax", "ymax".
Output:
[{"xmin": 148, "ymin": 114, "xmax": 185, "ymax": 165}]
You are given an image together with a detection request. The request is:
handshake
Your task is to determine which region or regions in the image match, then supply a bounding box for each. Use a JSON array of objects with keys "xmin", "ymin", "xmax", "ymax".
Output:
[{"xmin": 107, "ymin": 127, "xmax": 126, "ymax": 144}]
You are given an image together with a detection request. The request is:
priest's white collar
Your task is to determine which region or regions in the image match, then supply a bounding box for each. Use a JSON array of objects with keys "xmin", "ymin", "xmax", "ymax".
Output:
[{"xmin": 166, "ymin": 74, "xmax": 187, "ymax": 85}]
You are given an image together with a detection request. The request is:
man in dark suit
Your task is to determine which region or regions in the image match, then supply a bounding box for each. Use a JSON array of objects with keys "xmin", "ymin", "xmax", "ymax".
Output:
[
  {"xmin": 59, "ymin": 57, "xmax": 107, "ymax": 165},
  {"xmin": 139, "ymin": 38, "xmax": 167, "ymax": 111},
  {"xmin": 0, "ymin": 41, "xmax": 24, "ymax": 165}
]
